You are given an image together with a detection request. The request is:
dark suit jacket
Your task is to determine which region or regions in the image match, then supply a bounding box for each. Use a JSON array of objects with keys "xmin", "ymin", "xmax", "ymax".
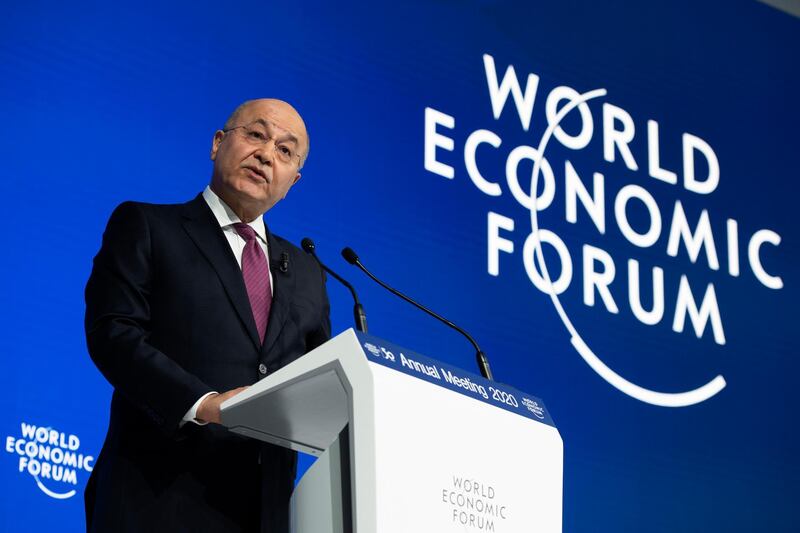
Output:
[{"xmin": 84, "ymin": 194, "xmax": 330, "ymax": 533}]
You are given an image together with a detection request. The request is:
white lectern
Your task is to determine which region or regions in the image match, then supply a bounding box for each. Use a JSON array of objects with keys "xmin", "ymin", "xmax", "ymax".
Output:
[{"xmin": 221, "ymin": 329, "xmax": 562, "ymax": 532}]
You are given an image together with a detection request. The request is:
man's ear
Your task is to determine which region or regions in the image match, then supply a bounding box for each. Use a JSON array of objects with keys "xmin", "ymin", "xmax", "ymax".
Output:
[
  {"xmin": 210, "ymin": 130, "xmax": 225, "ymax": 160},
  {"xmin": 283, "ymin": 173, "xmax": 302, "ymax": 199}
]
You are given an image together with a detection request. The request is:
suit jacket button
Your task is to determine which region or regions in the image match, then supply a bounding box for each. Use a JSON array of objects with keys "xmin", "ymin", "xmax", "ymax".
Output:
[{"xmin": 258, "ymin": 363, "xmax": 268, "ymax": 375}]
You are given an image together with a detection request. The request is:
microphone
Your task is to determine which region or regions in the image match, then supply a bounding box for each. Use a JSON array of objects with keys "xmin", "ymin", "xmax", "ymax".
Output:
[
  {"xmin": 340, "ymin": 247, "xmax": 494, "ymax": 381},
  {"xmin": 302, "ymin": 238, "xmax": 368, "ymax": 333}
]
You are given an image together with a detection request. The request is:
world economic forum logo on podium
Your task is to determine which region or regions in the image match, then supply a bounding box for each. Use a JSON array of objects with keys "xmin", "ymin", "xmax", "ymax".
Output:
[
  {"xmin": 442, "ymin": 475, "xmax": 509, "ymax": 531},
  {"xmin": 521, "ymin": 398, "xmax": 546, "ymax": 419},
  {"xmin": 363, "ymin": 341, "xmax": 396, "ymax": 362},
  {"xmin": 4, "ymin": 421, "xmax": 94, "ymax": 499},
  {"xmin": 363, "ymin": 342, "xmax": 382, "ymax": 357}
]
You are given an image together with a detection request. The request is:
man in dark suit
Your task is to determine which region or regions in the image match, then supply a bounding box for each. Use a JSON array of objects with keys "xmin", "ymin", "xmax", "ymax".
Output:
[{"xmin": 84, "ymin": 99, "xmax": 330, "ymax": 533}]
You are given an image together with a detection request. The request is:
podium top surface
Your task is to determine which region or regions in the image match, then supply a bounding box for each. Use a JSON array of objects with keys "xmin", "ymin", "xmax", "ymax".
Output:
[
  {"xmin": 354, "ymin": 331, "xmax": 555, "ymax": 427},
  {"xmin": 221, "ymin": 328, "xmax": 556, "ymax": 455}
]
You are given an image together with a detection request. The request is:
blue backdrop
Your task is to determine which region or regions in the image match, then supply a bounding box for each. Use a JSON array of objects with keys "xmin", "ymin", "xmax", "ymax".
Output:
[{"xmin": 1, "ymin": 1, "xmax": 797, "ymax": 531}]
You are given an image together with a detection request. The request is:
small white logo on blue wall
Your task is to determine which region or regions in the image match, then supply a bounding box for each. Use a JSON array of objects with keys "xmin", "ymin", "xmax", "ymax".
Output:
[{"xmin": 5, "ymin": 422, "xmax": 94, "ymax": 499}]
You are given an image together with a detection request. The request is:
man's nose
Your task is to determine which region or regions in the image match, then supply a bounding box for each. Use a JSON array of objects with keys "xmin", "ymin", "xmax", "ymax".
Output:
[{"xmin": 254, "ymin": 141, "xmax": 275, "ymax": 165}]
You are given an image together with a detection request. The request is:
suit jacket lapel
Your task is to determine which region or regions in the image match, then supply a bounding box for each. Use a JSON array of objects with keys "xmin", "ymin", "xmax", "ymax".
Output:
[
  {"xmin": 180, "ymin": 195, "xmax": 261, "ymax": 351},
  {"xmin": 262, "ymin": 227, "xmax": 294, "ymax": 358}
]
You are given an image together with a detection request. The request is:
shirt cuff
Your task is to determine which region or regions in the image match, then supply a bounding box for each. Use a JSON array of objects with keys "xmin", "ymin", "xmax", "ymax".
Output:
[{"xmin": 181, "ymin": 391, "xmax": 219, "ymax": 427}]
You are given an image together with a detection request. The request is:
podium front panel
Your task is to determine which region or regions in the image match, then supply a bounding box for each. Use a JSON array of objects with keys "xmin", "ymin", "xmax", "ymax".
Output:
[{"xmin": 370, "ymin": 364, "xmax": 563, "ymax": 532}]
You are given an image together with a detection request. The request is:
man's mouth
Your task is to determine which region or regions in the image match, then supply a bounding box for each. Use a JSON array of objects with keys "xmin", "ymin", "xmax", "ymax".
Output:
[{"xmin": 243, "ymin": 166, "xmax": 269, "ymax": 183}]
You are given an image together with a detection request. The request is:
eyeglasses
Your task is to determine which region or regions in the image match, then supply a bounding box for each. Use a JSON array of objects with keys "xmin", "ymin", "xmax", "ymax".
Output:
[{"xmin": 223, "ymin": 122, "xmax": 303, "ymax": 165}]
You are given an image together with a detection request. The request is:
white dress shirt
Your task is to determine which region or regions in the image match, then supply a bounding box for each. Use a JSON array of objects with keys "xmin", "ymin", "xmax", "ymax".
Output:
[{"xmin": 181, "ymin": 186, "xmax": 273, "ymax": 426}]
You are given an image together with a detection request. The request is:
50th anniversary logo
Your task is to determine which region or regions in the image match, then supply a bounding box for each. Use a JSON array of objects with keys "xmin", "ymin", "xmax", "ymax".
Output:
[{"xmin": 423, "ymin": 55, "xmax": 784, "ymax": 407}]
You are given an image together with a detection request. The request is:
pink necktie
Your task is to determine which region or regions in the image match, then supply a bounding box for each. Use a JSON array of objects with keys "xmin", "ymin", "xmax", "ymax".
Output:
[{"xmin": 233, "ymin": 223, "xmax": 272, "ymax": 344}]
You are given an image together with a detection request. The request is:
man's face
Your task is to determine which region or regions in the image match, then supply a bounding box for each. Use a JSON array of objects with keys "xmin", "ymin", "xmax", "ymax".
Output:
[{"xmin": 210, "ymin": 99, "xmax": 307, "ymax": 219}]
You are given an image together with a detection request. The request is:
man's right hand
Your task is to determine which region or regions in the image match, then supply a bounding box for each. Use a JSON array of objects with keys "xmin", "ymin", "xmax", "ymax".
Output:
[{"xmin": 196, "ymin": 387, "xmax": 248, "ymax": 424}]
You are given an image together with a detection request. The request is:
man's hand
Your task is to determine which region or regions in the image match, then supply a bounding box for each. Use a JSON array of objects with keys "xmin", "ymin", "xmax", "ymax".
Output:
[{"xmin": 196, "ymin": 387, "xmax": 249, "ymax": 424}]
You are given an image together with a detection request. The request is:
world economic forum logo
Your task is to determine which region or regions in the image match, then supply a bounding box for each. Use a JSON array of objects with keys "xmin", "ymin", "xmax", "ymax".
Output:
[
  {"xmin": 363, "ymin": 341, "xmax": 396, "ymax": 362},
  {"xmin": 363, "ymin": 342, "xmax": 382, "ymax": 357},
  {"xmin": 5, "ymin": 421, "xmax": 94, "ymax": 499},
  {"xmin": 521, "ymin": 398, "xmax": 546, "ymax": 419},
  {"xmin": 423, "ymin": 54, "xmax": 785, "ymax": 408}
]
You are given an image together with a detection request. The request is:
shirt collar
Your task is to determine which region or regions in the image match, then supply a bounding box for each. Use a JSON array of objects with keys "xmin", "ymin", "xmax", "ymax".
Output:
[{"xmin": 202, "ymin": 186, "xmax": 267, "ymax": 244}]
